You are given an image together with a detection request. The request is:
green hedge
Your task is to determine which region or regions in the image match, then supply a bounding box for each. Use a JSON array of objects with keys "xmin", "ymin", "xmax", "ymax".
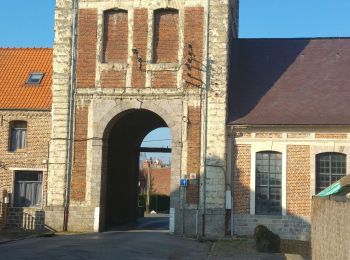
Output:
[{"xmin": 138, "ymin": 194, "xmax": 170, "ymax": 213}]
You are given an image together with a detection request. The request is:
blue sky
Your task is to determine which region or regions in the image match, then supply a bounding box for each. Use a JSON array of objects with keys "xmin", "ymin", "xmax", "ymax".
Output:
[
  {"xmin": 1, "ymin": 1, "xmax": 349, "ymax": 162},
  {"xmin": 240, "ymin": 0, "xmax": 350, "ymax": 38},
  {"xmin": 0, "ymin": 1, "xmax": 349, "ymax": 47}
]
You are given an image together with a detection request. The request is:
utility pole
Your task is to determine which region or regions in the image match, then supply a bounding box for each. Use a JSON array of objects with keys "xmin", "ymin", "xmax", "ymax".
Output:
[{"xmin": 145, "ymin": 158, "xmax": 152, "ymax": 214}]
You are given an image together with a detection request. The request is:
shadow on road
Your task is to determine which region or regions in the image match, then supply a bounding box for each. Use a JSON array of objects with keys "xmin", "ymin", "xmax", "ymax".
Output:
[{"xmin": 105, "ymin": 213, "xmax": 169, "ymax": 232}]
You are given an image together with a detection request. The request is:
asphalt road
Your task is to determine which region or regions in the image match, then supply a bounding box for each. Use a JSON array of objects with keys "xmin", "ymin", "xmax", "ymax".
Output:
[{"xmin": 0, "ymin": 215, "xmax": 210, "ymax": 260}]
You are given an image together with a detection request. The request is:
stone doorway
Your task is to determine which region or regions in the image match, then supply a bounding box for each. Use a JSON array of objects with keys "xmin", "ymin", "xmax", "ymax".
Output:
[{"xmin": 99, "ymin": 109, "xmax": 174, "ymax": 230}]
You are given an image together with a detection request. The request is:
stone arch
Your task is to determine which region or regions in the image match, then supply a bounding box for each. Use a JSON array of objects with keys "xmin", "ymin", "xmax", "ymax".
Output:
[
  {"xmin": 95, "ymin": 100, "xmax": 181, "ymax": 145},
  {"xmin": 90, "ymin": 99, "xmax": 183, "ymax": 231}
]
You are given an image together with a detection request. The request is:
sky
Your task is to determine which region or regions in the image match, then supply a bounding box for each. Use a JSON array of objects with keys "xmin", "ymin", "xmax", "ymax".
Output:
[
  {"xmin": 0, "ymin": 0, "xmax": 350, "ymax": 48},
  {"xmin": 0, "ymin": 0, "xmax": 349, "ymax": 162}
]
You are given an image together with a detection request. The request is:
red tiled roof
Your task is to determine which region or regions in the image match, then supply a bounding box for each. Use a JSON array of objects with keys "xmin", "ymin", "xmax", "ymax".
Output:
[
  {"xmin": 228, "ymin": 38, "xmax": 350, "ymax": 125},
  {"xmin": 0, "ymin": 48, "xmax": 52, "ymax": 110}
]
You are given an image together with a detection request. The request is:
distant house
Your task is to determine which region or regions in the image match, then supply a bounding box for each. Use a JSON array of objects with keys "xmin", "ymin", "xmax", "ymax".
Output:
[
  {"xmin": 139, "ymin": 160, "xmax": 171, "ymax": 196},
  {"xmin": 0, "ymin": 48, "xmax": 52, "ymax": 230}
]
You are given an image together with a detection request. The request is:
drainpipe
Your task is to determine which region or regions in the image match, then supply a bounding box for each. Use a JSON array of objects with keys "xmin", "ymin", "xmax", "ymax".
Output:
[
  {"xmin": 228, "ymin": 135, "xmax": 234, "ymax": 236},
  {"xmin": 63, "ymin": 0, "xmax": 79, "ymax": 232}
]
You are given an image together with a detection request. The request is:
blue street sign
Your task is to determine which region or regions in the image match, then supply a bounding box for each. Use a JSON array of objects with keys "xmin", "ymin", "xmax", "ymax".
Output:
[{"xmin": 180, "ymin": 178, "xmax": 187, "ymax": 187}]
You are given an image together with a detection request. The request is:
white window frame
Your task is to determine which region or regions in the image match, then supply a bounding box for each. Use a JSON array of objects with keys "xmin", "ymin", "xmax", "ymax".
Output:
[
  {"xmin": 310, "ymin": 146, "xmax": 350, "ymax": 196},
  {"xmin": 9, "ymin": 168, "xmax": 46, "ymax": 208},
  {"xmin": 250, "ymin": 143, "xmax": 287, "ymax": 216}
]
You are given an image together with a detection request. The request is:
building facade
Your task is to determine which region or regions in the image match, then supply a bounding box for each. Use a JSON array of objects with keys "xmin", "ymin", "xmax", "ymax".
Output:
[
  {"xmin": 0, "ymin": 48, "xmax": 52, "ymax": 230},
  {"xmin": 227, "ymin": 39, "xmax": 350, "ymax": 240},
  {"xmin": 1, "ymin": 1, "xmax": 349, "ymax": 241},
  {"xmin": 45, "ymin": 0, "xmax": 239, "ymax": 236}
]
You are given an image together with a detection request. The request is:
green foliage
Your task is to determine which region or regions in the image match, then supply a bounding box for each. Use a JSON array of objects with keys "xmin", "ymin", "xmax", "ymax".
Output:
[{"xmin": 138, "ymin": 194, "xmax": 170, "ymax": 213}]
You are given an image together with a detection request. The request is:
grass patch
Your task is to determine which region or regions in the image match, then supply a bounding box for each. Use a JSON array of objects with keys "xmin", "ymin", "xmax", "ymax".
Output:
[{"xmin": 281, "ymin": 239, "xmax": 311, "ymax": 258}]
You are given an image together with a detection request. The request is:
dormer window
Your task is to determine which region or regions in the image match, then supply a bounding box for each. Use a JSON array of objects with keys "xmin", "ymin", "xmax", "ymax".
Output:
[{"xmin": 27, "ymin": 73, "xmax": 44, "ymax": 85}]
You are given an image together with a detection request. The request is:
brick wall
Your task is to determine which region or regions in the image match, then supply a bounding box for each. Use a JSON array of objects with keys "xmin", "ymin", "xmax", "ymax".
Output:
[
  {"xmin": 186, "ymin": 107, "xmax": 201, "ymax": 204},
  {"xmin": 255, "ymin": 132, "xmax": 283, "ymax": 139},
  {"xmin": 0, "ymin": 110, "xmax": 50, "ymax": 227},
  {"xmin": 315, "ymin": 133, "xmax": 347, "ymax": 139},
  {"xmin": 233, "ymin": 132, "xmax": 251, "ymax": 138},
  {"xmin": 287, "ymin": 145, "xmax": 311, "ymax": 216},
  {"xmin": 150, "ymin": 168, "xmax": 170, "ymax": 195},
  {"xmin": 183, "ymin": 7, "xmax": 204, "ymax": 88},
  {"xmin": 153, "ymin": 9, "xmax": 179, "ymax": 63},
  {"xmin": 140, "ymin": 168, "xmax": 171, "ymax": 196},
  {"xmin": 101, "ymin": 69, "xmax": 126, "ymax": 88},
  {"xmin": 103, "ymin": 10, "xmax": 128, "ymax": 63},
  {"xmin": 71, "ymin": 107, "xmax": 88, "ymax": 201},
  {"xmin": 77, "ymin": 9, "xmax": 97, "ymax": 88},
  {"xmin": 287, "ymin": 133, "xmax": 310, "ymax": 138},
  {"xmin": 233, "ymin": 144, "xmax": 251, "ymax": 214},
  {"xmin": 152, "ymin": 71, "xmax": 177, "ymax": 88},
  {"xmin": 131, "ymin": 9, "xmax": 148, "ymax": 88},
  {"xmin": 0, "ymin": 111, "xmax": 51, "ymax": 167}
]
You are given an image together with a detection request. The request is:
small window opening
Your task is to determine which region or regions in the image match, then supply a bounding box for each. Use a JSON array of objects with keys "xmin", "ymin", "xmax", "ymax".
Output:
[
  {"xmin": 10, "ymin": 121, "xmax": 27, "ymax": 151},
  {"xmin": 14, "ymin": 171, "xmax": 43, "ymax": 207},
  {"xmin": 27, "ymin": 73, "xmax": 44, "ymax": 85}
]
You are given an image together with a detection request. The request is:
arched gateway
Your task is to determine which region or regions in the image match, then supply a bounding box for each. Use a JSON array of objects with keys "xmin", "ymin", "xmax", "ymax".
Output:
[
  {"xmin": 45, "ymin": 0, "xmax": 237, "ymax": 237},
  {"xmin": 97, "ymin": 104, "xmax": 182, "ymax": 231}
]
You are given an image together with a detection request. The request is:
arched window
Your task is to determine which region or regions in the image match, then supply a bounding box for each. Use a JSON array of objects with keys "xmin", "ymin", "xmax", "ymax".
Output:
[
  {"xmin": 10, "ymin": 121, "xmax": 27, "ymax": 151},
  {"xmin": 255, "ymin": 151, "xmax": 282, "ymax": 215},
  {"xmin": 316, "ymin": 153, "xmax": 346, "ymax": 194}
]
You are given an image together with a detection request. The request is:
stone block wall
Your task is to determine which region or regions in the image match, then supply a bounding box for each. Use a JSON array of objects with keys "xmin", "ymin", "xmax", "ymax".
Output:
[
  {"xmin": 6, "ymin": 208, "xmax": 46, "ymax": 231},
  {"xmin": 234, "ymin": 214, "xmax": 311, "ymax": 241},
  {"xmin": 48, "ymin": 0, "xmax": 239, "ymax": 237}
]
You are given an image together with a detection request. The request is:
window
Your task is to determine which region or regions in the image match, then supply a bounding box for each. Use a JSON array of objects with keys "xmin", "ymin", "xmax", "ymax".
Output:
[
  {"xmin": 10, "ymin": 121, "xmax": 27, "ymax": 151},
  {"xmin": 13, "ymin": 171, "xmax": 42, "ymax": 207},
  {"xmin": 316, "ymin": 153, "xmax": 346, "ymax": 194},
  {"xmin": 26, "ymin": 73, "xmax": 44, "ymax": 84},
  {"xmin": 255, "ymin": 151, "xmax": 282, "ymax": 215}
]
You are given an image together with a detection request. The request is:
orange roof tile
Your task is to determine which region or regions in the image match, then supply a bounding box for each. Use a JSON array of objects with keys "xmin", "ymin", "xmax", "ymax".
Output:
[{"xmin": 0, "ymin": 48, "xmax": 52, "ymax": 110}]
